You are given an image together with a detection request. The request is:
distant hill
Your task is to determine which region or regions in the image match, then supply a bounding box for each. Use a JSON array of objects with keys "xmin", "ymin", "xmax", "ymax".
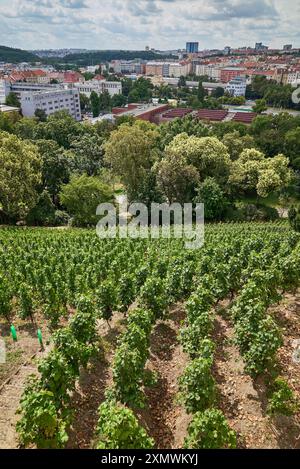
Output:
[
  {"xmin": 0, "ymin": 45, "xmax": 40, "ymax": 63},
  {"xmin": 0, "ymin": 46, "xmax": 177, "ymax": 67},
  {"xmin": 46, "ymin": 50, "xmax": 177, "ymax": 66}
]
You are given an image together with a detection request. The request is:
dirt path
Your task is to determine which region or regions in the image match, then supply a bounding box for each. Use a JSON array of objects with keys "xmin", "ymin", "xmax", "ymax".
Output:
[
  {"xmin": 66, "ymin": 313, "xmax": 125, "ymax": 449},
  {"xmin": 138, "ymin": 304, "xmax": 190, "ymax": 449},
  {"xmin": 0, "ymin": 346, "xmax": 49, "ymax": 449},
  {"xmin": 0, "ymin": 314, "xmax": 50, "ymax": 386}
]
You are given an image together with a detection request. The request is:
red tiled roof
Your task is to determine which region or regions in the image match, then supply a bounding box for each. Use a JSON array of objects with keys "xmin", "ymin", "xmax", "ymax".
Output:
[
  {"xmin": 63, "ymin": 71, "xmax": 84, "ymax": 83},
  {"xmin": 93, "ymin": 75, "xmax": 105, "ymax": 81},
  {"xmin": 30, "ymin": 69, "xmax": 46, "ymax": 77},
  {"xmin": 9, "ymin": 69, "xmax": 47, "ymax": 81}
]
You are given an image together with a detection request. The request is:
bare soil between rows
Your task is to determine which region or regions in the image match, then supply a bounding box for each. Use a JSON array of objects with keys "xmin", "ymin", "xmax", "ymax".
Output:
[{"xmin": 137, "ymin": 304, "xmax": 191, "ymax": 449}]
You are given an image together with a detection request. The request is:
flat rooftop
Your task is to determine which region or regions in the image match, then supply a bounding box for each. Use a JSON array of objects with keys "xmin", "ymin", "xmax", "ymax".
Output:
[
  {"xmin": 112, "ymin": 103, "xmax": 168, "ymax": 118},
  {"xmin": 0, "ymin": 104, "xmax": 19, "ymax": 112}
]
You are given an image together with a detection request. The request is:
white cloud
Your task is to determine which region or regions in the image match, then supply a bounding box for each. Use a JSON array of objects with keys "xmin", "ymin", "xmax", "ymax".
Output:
[{"xmin": 0, "ymin": 0, "xmax": 298, "ymax": 50}]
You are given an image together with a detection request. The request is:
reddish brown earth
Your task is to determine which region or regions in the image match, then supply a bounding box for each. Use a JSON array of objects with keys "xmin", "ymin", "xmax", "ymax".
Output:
[{"xmin": 0, "ymin": 312, "xmax": 51, "ymax": 449}]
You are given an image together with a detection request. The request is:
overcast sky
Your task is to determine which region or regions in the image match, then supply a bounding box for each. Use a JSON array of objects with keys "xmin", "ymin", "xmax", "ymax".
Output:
[{"xmin": 0, "ymin": 0, "xmax": 299, "ymax": 51}]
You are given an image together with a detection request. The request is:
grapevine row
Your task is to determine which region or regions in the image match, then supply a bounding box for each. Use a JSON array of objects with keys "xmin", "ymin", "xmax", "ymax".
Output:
[{"xmin": 16, "ymin": 296, "xmax": 98, "ymax": 448}]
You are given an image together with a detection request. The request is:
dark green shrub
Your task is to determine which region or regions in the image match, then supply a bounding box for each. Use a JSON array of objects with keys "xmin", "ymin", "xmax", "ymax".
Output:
[
  {"xmin": 26, "ymin": 191, "xmax": 55, "ymax": 226},
  {"xmin": 178, "ymin": 358, "xmax": 216, "ymax": 413},
  {"xmin": 267, "ymin": 377, "xmax": 299, "ymax": 416},
  {"xmin": 96, "ymin": 400, "xmax": 154, "ymax": 449},
  {"xmin": 184, "ymin": 408, "xmax": 237, "ymax": 449},
  {"xmin": 289, "ymin": 205, "xmax": 300, "ymax": 232}
]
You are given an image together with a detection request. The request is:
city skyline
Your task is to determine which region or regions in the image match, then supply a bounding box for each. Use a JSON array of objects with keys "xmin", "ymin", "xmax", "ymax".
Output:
[{"xmin": 0, "ymin": 0, "xmax": 299, "ymax": 51}]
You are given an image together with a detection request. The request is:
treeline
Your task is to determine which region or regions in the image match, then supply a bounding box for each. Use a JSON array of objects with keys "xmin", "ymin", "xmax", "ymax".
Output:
[
  {"xmin": 0, "ymin": 45, "xmax": 40, "ymax": 63},
  {"xmin": 246, "ymin": 75, "xmax": 300, "ymax": 110},
  {"xmin": 45, "ymin": 50, "xmax": 175, "ymax": 66},
  {"xmin": 0, "ymin": 44, "xmax": 175, "ymax": 66},
  {"xmin": 0, "ymin": 108, "xmax": 300, "ymax": 227}
]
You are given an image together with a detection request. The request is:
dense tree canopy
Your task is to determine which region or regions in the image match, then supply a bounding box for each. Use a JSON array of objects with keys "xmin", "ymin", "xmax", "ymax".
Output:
[
  {"xmin": 284, "ymin": 127, "xmax": 300, "ymax": 170},
  {"xmin": 158, "ymin": 116, "xmax": 210, "ymax": 149},
  {"xmin": 69, "ymin": 134, "xmax": 104, "ymax": 176},
  {"xmin": 5, "ymin": 92, "xmax": 20, "ymax": 108},
  {"xmin": 34, "ymin": 111, "xmax": 82, "ymax": 148},
  {"xmin": 229, "ymin": 149, "xmax": 292, "ymax": 198},
  {"xmin": 104, "ymin": 122, "xmax": 159, "ymax": 201},
  {"xmin": 0, "ymin": 132, "xmax": 41, "ymax": 219},
  {"xmin": 35, "ymin": 139, "xmax": 71, "ymax": 199},
  {"xmin": 14, "ymin": 117, "xmax": 39, "ymax": 140},
  {"xmin": 222, "ymin": 131, "xmax": 256, "ymax": 161},
  {"xmin": 155, "ymin": 152, "xmax": 199, "ymax": 204},
  {"xmin": 0, "ymin": 103, "xmax": 299, "ymax": 225},
  {"xmin": 166, "ymin": 134, "xmax": 231, "ymax": 185},
  {"xmin": 246, "ymin": 75, "xmax": 299, "ymax": 110},
  {"xmin": 59, "ymin": 174, "xmax": 114, "ymax": 226},
  {"xmin": 0, "ymin": 111, "xmax": 15, "ymax": 133}
]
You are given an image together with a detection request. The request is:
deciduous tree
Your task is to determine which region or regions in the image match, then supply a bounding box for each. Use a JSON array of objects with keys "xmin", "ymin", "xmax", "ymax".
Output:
[{"xmin": 0, "ymin": 131, "xmax": 41, "ymax": 219}]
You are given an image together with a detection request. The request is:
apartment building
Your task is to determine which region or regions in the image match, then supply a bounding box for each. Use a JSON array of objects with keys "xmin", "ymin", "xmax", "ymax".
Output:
[
  {"xmin": 6, "ymin": 82, "xmax": 59, "ymax": 101},
  {"xmin": 21, "ymin": 88, "xmax": 81, "ymax": 121},
  {"xmin": 110, "ymin": 60, "xmax": 146, "ymax": 75},
  {"xmin": 220, "ymin": 67, "xmax": 246, "ymax": 83},
  {"xmin": 63, "ymin": 71, "xmax": 85, "ymax": 84},
  {"xmin": 47, "ymin": 71, "xmax": 85, "ymax": 84},
  {"xmin": 145, "ymin": 62, "xmax": 165, "ymax": 76},
  {"xmin": 196, "ymin": 64, "xmax": 221, "ymax": 80},
  {"xmin": 169, "ymin": 62, "xmax": 191, "ymax": 78},
  {"xmin": 145, "ymin": 61, "xmax": 191, "ymax": 78}
]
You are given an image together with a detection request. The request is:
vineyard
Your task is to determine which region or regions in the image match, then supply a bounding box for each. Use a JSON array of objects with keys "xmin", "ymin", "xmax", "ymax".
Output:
[{"xmin": 0, "ymin": 222, "xmax": 300, "ymax": 449}]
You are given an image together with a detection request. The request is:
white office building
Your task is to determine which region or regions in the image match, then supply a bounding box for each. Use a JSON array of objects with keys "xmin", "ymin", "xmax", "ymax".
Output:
[
  {"xmin": 286, "ymin": 71, "xmax": 300, "ymax": 85},
  {"xmin": 21, "ymin": 88, "xmax": 81, "ymax": 121},
  {"xmin": 225, "ymin": 77, "xmax": 247, "ymax": 97},
  {"xmin": 73, "ymin": 80, "xmax": 122, "ymax": 98},
  {"xmin": 9, "ymin": 82, "xmax": 59, "ymax": 100},
  {"xmin": 0, "ymin": 80, "xmax": 11, "ymax": 104}
]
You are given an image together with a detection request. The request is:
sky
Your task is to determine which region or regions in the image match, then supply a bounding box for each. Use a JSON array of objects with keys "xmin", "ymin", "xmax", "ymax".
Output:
[{"xmin": 0, "ymin": 0, "xmax": 299, "ymax": 51}]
